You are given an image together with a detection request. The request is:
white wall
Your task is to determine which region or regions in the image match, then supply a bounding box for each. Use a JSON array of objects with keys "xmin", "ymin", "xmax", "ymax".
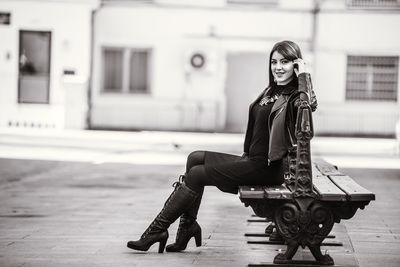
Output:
[
  {"xmin": 91, "ymin": 3, "xmax": 313, "ymax": 131},
  {"xmin": 3, "ymin": 0, "xmax": 398, "ymax": 135},
  {"xmin": 0, "ymin": 0, "xmax": 98, "ymax": 129},
  {"xmin": 313, "ymin": 5, "xmax": 400, "ymax": 135}
]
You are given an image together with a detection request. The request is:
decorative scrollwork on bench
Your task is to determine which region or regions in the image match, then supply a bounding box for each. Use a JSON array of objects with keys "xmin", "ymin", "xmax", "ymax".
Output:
[
  {"xmin": 275, "ymin": 201, "xmax": 334, "ymax": 248},
  {"xmin": 274, "ymin": 200, "xmax": 335, "ymax": 265},
  {"xmin": 294, "ymin": 101, "xmax": 315, "ymax": 199}
]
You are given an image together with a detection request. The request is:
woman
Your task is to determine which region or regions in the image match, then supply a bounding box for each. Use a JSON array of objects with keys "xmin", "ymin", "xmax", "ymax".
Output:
[{"xmin": 127, "ymin": 40, "xmax": 317, "ymax": 253}]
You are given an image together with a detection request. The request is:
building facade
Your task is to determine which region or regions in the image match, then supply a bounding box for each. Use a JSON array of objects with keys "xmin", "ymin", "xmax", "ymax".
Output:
[
  {"xmin": 313, "ymin": 0, "xmax": 400, "ymax": 136},
  {"xmin": 1, "ymin": 0, "xmax": 400, "ymax": 136},
  {"xmin": 0, "ymin": 0, "xmax": 99, "ymax": 129}
]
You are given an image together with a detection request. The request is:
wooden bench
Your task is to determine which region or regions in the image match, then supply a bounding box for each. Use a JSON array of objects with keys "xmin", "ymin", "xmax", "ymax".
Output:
[{"xmin": 239, "ymin": 93, "xmax": 375, "ymax": 265}]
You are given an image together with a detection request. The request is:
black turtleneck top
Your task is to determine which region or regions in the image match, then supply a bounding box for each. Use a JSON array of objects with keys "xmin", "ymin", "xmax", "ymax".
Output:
[{"xmin": 248, "ymin": 78, "xmax": 297, "ymax": 163}]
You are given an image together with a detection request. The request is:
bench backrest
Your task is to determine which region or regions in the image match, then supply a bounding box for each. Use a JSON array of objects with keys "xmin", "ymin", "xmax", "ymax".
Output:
[{"xmin": 289, "ymin": 87, "xmax": 315, "ymax": 198}]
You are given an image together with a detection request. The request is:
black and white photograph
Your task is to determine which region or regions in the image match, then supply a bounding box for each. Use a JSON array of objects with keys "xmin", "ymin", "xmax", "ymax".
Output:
[{"xmin": 0, "ymin": 0, "xmax": 399, "ymax": 266}]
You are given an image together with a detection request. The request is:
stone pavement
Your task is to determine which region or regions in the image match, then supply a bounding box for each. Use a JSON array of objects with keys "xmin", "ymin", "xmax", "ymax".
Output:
[
  {"xmin": 0, "ymin": 129, "xmax": 399, "ymax": 266},
  {"xmin": 0, "ymin": 159, "xmax": 272, "ymax": 267}
]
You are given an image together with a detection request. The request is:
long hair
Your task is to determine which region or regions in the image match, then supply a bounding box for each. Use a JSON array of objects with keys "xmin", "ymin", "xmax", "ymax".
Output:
[{"xmin": 267, "ymin": 40, "xmax": 303, "ymax": 89}]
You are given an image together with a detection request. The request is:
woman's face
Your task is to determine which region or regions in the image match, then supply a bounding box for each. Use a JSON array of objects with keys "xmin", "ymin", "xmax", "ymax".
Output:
[{"xmin": 271, "ymin": 51, "xmax": 295, "ymax": 85}]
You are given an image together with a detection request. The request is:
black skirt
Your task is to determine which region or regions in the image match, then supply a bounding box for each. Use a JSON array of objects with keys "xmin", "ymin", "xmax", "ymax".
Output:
[{"xmin": 203, "ymin": 151, "xmax": 284, "ymax": 194}]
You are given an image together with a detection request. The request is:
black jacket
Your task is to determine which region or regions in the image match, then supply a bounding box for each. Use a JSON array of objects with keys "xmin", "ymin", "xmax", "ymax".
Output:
[{"xmin": 243, "ymin": 73, "xmax": 317, "ymax": 162}]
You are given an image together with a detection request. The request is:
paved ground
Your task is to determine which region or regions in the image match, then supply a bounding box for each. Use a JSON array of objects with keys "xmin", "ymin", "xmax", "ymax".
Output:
[{"xmin": 0, "ymin": 129, "xmax": 399, "ymax": 266}]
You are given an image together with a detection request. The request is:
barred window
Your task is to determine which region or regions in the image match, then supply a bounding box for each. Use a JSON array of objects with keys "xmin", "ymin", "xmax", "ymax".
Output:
[
  {"xmin": 227, "ymin": 0, "xmax": 278, "ymax": 7},
  {"xmin": 102, "ymin": 0, "xmax": 153, "ymax": 4},
  {"xmin": 102, "ymin": 47, "xmax": 151, "ymax": 94},
  {"xmin": 346, "ymin": 56, "xmax": 398, "ymax": 102},
  {"xmin": 346, "ymin": 0, "xmax": 400, "ymax": 9}
]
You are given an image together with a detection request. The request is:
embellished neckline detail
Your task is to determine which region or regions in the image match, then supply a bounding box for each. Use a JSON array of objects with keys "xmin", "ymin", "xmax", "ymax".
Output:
[
  {"xmin": 258, "ymin": 78, "xmax": 297, "ymax": 106},
  {"xmin": 259, "ymin": 94, "xmax": 279, "ymax": 106}
]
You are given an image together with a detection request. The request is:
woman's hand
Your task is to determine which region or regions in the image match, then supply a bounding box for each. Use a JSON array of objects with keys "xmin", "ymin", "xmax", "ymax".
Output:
[{"xmin": 293, "ymin": 58, "xmax": 307, "ymax": 77}]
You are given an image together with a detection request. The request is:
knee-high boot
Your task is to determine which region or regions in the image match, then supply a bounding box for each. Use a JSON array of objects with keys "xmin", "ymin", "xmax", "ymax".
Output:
[
  {"xmin": 166, "ymin": 182, "xmax": 204, "ymax": 252},
  {"xmin": 127, "ymin": 182, "xmax": 198, "ymax": 253}
]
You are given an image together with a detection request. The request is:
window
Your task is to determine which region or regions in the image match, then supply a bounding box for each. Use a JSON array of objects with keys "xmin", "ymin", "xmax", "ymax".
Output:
[
  {"xmin": 227, "ymin": 0, "xmax": 278, "ymax": 7},
  {"xmin": 103, "ymin": 49, "xmax": 123, "ymax": 92},
  {"xmin": 129, "ymin": 51, "xmax": 148, "ymax": 93},
  {"xmin": 346, "ymin": 0, "xmax": 400, "ymax": 9},
  {"xmin": 18, "ymin": 31, "xmax": 51, "ymax": 104},
  {"xmin": 102, "ymin": 47, "xmax": 150, "ymax": 94},
  {"xmin": 0, "ymin": 12, "xmax": 11, "ymax": 25},
  {"xmin": 102, "ymin": 0, "xmax": 153, "ymax": 4},
  {"xmin": 346, "ymin": 56, "xmax": 398, "ymax": 101}
]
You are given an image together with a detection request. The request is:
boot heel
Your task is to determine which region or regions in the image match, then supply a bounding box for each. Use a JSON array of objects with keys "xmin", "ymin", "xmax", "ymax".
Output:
[
  {"xmin": 158, "ymin": 237, "xmax": 168, "ymax": 253},
  {"xmin": 194, "ymin": 230, "xmax": 202, "ymax": 247}
]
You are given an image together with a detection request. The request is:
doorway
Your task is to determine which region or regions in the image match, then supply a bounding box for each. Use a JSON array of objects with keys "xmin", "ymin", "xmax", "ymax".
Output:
[
  {"xmin": 18, "ymin": 30, "xmax": 51, "ymax": 104},
  {"xmin": 225, "ymin": 53, "xmax": 269, "ymax": 132}
]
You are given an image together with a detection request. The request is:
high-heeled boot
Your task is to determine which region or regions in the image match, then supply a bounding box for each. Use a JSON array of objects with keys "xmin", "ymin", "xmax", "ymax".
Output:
[
  {"xmin": 166, "ymin": 186, "xmax": 203, "ymax": 252},
  {"xmin": 127, "ymin": 183, "xmax": 198, "ymax": 253}
]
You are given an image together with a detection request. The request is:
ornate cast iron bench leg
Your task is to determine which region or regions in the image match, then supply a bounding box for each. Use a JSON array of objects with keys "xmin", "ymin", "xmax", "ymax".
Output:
[
  {"xmin": 265, "ymin": 222, "xmax": 275, "ymax": 235},
  {"xmin": 274, "ymin": 240, "xmax": 299, "ymax": 264},
  {"xmin": 269, "ymin": 230, "xmax": 283, "ymax": 242},
  {"xmin": 309, "ymin": 244, "xmax": 334, "ymax": 265},
  {"xmin": 273, "ymin": 201, "xmax": 335, "ymax": 265},
  {"xmin": 274, "ymin": 242, "xmax": 334, "ymax": 265}
]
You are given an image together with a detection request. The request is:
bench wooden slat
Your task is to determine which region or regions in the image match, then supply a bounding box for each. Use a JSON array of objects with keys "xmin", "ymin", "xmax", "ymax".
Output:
[
  {"xmin": 313, "ymin": 175, "xmax": 347, "ymax": 201},
  {"xmin": 313, "ymin": 157, "xmax": 343, "ymax": 176},
  {"xmin": 239, "ymin": 186, "xmax": 265, "ymax": 199},
  {"xmin": 240, "ymin": 158, "xmax": 375, "ymax": 202},
  {"xmin": 312, "ymin": 165, "xmax": 347, "ymax": 201},
  {"xmin": 264, "ymin": 185, "xmax": 293, "ymax": 199},
  {"xmin": 328, "ymin": 175, "xmax": 376, "ymax": 201},
  {"xmin": 239, "ymin": 185, "xmax": 293, "ymax": 199}
]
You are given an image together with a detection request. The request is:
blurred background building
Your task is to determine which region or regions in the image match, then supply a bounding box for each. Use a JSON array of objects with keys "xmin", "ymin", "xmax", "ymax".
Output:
[{"xmin": 1, "ymin": 0, "xmax": 400, "ymax": 136}]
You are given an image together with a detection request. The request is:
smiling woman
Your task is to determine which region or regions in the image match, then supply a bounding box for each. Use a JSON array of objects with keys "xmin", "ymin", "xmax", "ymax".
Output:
[
  {"xmin": 271, "ymin": 52, "xmax": 295, "ymax": 85},
  {"xmin": 268, "ymin": 40, "xmax": 307, "ymax": 86},
  {"xmin": 126, "ymin": 40, "xmax": 318, "ymax": 254}
]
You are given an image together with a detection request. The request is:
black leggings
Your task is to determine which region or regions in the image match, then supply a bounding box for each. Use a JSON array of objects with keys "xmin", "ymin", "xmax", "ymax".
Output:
[{"xmin": 184, "ymin": 151, "xmax": 215, "ymax": 193}]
